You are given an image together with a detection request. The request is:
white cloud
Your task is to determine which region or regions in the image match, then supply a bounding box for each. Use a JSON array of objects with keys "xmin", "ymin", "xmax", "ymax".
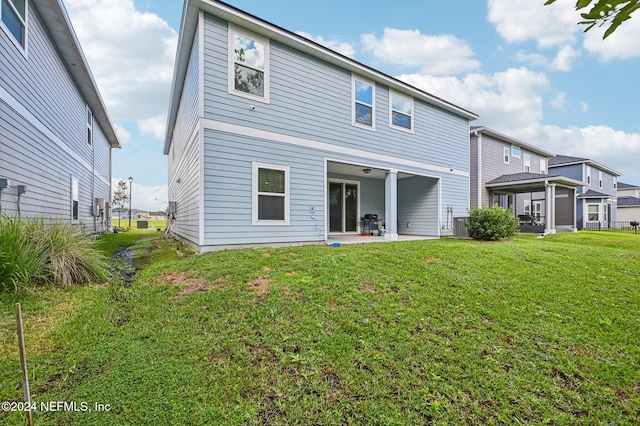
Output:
[
  {"xmin": 583, "ymin": 18, "xmax": 640, "ymax": 61},
  {"xmin": 549, "ymin": 91, "xmax": 567, "ymax": 109},
  {"xmin": 113, "ymin": 123, "xmax": 131, "ymax": 145},
  {"xmin": 361, "ymin": 28, "xmax": 481, "ymax": 75},
  {"xmin": 487, "ymin": 0, "xmax": 580, "ymax": 48},
  {"xmin": 65, "ymin": 0, "xmax": 177, "ymax": 123},
  {"xmin": 111, "ymin": 178, "xmax": 168, "ymax": 212},
  {"xmin": 398, "ymin": 67, "xmax": 549, "ymax": 133},
  {"xmin": 550, "ymin": 44, "xmax": 581, "ymax": 71},
  {"xmin": 579, "ymin": 101, "xmax": 590, "ymax": 113},
  {"xmin": 296, "ymin": 31, "xmax": 355, "ymax": 57},
  {"xmin": 138, "ymin": 115, "xmax": 167, "ymax": 140}
]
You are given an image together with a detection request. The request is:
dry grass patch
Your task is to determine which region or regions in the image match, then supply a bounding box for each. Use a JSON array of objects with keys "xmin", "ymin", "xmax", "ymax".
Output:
[
  {"xmin": 162, "ymin": 270, "xmax": 209, "ymax": 299},
  {"xmin": 248, "ymin": 275, "xmax": 270, "ymax": 301}
]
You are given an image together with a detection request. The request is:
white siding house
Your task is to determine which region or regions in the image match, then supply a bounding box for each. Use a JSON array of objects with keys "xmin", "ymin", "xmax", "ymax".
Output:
[
  {"xmin": 0, "ymin": 0, "xmax": 120, "ymax": 232},
  {"xmin": 165, "ymin": 0, "xmax": 478, "ymax": 252}
]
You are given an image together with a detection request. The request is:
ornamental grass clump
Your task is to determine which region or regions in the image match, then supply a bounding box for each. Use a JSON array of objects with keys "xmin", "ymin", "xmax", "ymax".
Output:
[
  {"xmin": 466, "ymin": 204, "xmax": 520, "ymax": 240},
  {"xmin": 0, "ymin": 215, "xmax": 110, "ymax": 290}
]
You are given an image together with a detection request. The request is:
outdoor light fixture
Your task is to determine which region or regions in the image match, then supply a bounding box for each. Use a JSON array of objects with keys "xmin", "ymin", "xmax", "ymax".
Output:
[
  {"xmin": 362, "ymin": 168, "xmax": 372, "ymax": 174},
  {"xmin": 128, "ymin": 176, "xmax": 133, "ymax": 228}
]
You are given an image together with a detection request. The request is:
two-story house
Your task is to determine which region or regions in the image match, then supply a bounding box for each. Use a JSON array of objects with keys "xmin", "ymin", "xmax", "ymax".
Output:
[
  {"xmin": 548, "ymin": 155, "xmax": 621, "ymax": 230},
  {"xmin": 0, "ymin": 0, "xmax": 120, "ymax": 232},
  {"xmin": 470, "ymin": 127, "xmax": 583, "ymax": 234},
  {"xmin": 164, "ymin": 0, "xmax": 478, "ymax": 252},
  {"xmin": 616, "ymin": 182, "xmax": 640, "ymax": 223}
]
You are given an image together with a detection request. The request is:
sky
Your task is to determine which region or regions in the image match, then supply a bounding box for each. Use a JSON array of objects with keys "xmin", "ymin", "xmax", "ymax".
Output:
[{"xmin": 63, "ymin": 0, "xmax": 640, "ymax": 211}]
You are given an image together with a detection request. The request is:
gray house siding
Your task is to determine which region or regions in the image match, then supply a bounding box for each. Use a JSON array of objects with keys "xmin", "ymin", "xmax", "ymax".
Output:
[
  {"xmin": 168, "ymin": 28, "xmax": 201, "ymax": 246},
  {"xmin": 201, "ymin": 14, "xmax": 469, "ymax": 172},
  {"xmin": 398, "ymin": 176, "xmax": 439, "ymax": 236},
  {"xmin": 0, "ymin": 1, "xmax": 115, "ymax": 231}
]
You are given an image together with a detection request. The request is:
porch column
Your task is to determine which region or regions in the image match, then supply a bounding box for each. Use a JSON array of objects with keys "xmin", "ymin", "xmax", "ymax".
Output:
[
  {"xmin": 544, "ymin": 183, "xmax": 556, "ymax": 235},
  {"xmin": 384, "ymin": 170, "xmax": 398, "ymax": 241},
  {"xmin": 572, "ymin": 188, "xmax": 578, "ymax": 232}
]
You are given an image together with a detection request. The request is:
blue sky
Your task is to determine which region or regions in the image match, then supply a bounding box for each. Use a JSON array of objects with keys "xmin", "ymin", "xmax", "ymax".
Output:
[{"xmin": 64, "ymin": 0, "xmax": 640, "ymax": 211}]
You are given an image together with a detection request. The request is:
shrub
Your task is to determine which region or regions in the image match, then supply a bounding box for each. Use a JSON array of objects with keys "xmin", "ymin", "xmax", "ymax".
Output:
[
  {"xmin": 466, "ymin": 204, "xmax": 520, "ymax": 240},
  {"xmin": 0, "ymin": 215, "xmax": 110, "ymax": 290}
]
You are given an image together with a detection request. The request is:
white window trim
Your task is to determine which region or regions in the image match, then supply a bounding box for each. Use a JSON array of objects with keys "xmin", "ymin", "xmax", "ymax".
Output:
[
  {"xmin": 0, "ymin": 0, "xmax": 28, "ymax": 54},
  {"xmin": 86, "ymin": 106, "xmax": 93, "ymax": 146},
  {"xmin": 511, "ymin": 145, "xmax": 521, "ymax": 158},
  {"xmin": 587, "ymin": 203, "xmax": 600, "ymax": 222},
  {"xmin": 523, "ymin": 154, "xmax": 531, "ymax": 173},
  {"xmin": 503, "ymin": 147, "xmax": 510, "ymax": 164},
  {"xmin": 351, "ymin": 74, "xmax": 375, "ymax": 131},
  {"xmin": 71, "ymin": 175, "xmax": 79, "ymax": 221},
  {"xmin": 388, "ymin": 90, "xmax": 414, "ymax": 134},
  {"xmin": 598, "ymin": 170, "xmax": 603, "ymax": 189},
  {"xmin": 228, "ymin": 24, "xmax": 270, "ymax": 104},
  {"xmin": 523, "ymin": 200, "xmax": 531, "ymax": 215},
  {"xmin": 586, "ymin": 166, "xmax": 591, "ymax": 186},
  {"xmin": 540, "ymin": 158, "xmax": 547, "ymax": 174},
  {"xmin": 252, "ymin": 162, "xmax": 290, "ymax": 226}
]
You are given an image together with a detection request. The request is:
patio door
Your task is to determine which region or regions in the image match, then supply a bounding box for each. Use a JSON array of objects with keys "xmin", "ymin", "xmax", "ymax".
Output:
[
  {"xmin": 533, "ymin": 202, "xmax": 542, "ymax": 222},
  {"xmin": 329, "ymin": 181, "xmax": 359, "ymax": 233}
]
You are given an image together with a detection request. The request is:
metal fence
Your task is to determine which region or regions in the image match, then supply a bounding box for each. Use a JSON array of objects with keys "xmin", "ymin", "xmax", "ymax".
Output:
[{"xmin": 582, "ymin": 221, "xmax": 640, "ymax": 234}]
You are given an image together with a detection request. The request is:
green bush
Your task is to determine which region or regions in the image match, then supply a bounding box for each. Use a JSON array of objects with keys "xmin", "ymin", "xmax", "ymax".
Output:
[
  {"xmin": 466, "ymin": 204, "xmax": 520, "ymax": 240},
  {"xmin": 0, "ymin": 215, "xmax": 110, "ymax": 291}
]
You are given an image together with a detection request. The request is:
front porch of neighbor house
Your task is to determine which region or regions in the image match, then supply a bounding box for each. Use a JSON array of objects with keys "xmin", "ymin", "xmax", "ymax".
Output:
[
  {"xmin": 326, "ymin": 160, "xmax": 442, "ymax": 241},
  {"xmin": 485, "ymin": 173, "xmax": 584, "ymax": 234}
]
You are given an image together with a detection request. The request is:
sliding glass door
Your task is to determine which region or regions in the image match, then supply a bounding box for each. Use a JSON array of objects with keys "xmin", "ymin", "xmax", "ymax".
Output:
[{"xmin": 328, "ymin": 181, "xmax": 359, "ymax": 233}]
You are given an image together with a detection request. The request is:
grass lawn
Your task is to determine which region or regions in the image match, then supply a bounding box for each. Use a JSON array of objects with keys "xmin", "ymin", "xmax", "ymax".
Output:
[{"xmin": 1, "ymin": 232, "xmax": 639, "ymax": 424}]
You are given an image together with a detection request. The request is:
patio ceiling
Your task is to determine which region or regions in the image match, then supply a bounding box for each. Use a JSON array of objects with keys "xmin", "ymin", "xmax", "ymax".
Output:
[{"xmin": 327, "ymin": 162, "xmax": 414, "ymax": 179}]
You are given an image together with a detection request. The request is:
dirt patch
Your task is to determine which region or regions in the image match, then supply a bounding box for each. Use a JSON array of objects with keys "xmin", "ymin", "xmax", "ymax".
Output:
[
  {"xmin": 162, "ymin": 271, "xmax": 209, "ymax": 299},
  {"xmin": 425, "ymin": 256, "xmax": 438, "ymax": 263},
  {"xmin": 262, "ymin": 265, "xmax": 272, "ymax": 272},
  {"xmin": 324, "ymin": 367, "xmax": 341, "ymax": 401},
  {"xmin": 248, "ymin": 275, "xmax": 270, "ymax": 301}
]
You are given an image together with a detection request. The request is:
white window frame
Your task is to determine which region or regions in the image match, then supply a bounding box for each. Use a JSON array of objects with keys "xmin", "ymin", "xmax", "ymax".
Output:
[
  {"xmin": 352, "ymin": 75, "xmax": 375, "ymax": 131},
  {"xmin": 533, "ymin": 201, "xmax": 542, "ymax": 221},
  {"xmin": 523, "ymin": 200, "xmax": 531, "ymax": 215},
  {"xmin": 540, "ymin": 158, "xmax": 547, "ymax": 174},
  {"xmin": 388, "ymin": 90, "xmax": 413, "ymax": 133},
  {"xmin": 511, "ymin": 146, "xmax": 521, "ymax": 158},
  {"xmin": 252, "ymin": 162, "xmax": 290, "ymax": 226},
  {"xmin": 586, "ymin": 166, "xmax": 591, "ymax": 186},
  {"xmin": 1, "ymin": 0, "xmax": 28, "ymax": 52},
  {"xmin": 613, "ymin": 177, "xmax": 617, "ymax": 190},
  {"xmin": 228, "ymin": 24, "xmax": 270, "ymax": 104},
  {"xmin": 503, "ymin": 147, "xmax": 510, "ymax": 164},
  {"xmin": 598, "ymin": 171, "xmax": 603, "ymax": 189},
  {"xmin": 86, "ymin": 106, "xmax": 93, "ymax": 146},
  {"xmin": 71, "ymin": 175, "xmax": 79, "ymax": 221},
  {"xmin": 523, "ymin": 154, "xmax": 531, "ymax": 173},
  {"xmin": 587, "ymin": 203, "xmax": 599, "ymax": 222}
]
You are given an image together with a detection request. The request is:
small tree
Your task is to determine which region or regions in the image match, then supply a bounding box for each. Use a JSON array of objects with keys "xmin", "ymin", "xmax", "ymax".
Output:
[
  {"xmin": 466, "ymin": 204, "xmax": 520, "ymax": 241},
  {"xmin": 112, "ymin": 180, "xmax": 129, "ymax": 228}
]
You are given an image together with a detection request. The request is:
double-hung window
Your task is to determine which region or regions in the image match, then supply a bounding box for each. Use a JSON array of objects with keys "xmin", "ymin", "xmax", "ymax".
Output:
[
  {"xmin": 229, "ymin": 25, "xmax": 269, "ymax": 102},
  {"xmin": 503, "ymin": 147, "xmax": 510, "ymax": 164},
  {"xmin": 86, "ymin": 107, "xmax": 93, "ymax": 146},
  {"xmin": 1, "ymin": 0, "xmax": 26, "ymax": 48},
  {"xmin": 253, "ymin": 162, "xmax": 289, "ymax": 225},
  {"xmin": 71, "ymin": 176, "xmax": 79, "ymax": 221},
  {"xmin": 352, "ymin": 76, "xmax": 375, "ymax": 129},
  {"xmin": 587, "ymin": 204, "xmax": 599, "ymax": 221},
  {"xmin": 389, "ymin": 91, "xmax": 413, "ymax": 132},
  {"xmin": 511, "ymin": 146, "xmax": 521, "ymax": 158},
  {"xmin": 540, "ymin": 158, "xmax": 547, "ymax": 174},
  {"xmin": 523, "ymin": 154, "xmax": 531, "ymax": 173}
]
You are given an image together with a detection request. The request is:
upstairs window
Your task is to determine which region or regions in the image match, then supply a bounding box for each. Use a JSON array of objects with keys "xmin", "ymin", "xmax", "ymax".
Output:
[
  {"xmin": 598, "ymin": 171, "xmax": 603, "ymax": 189},
  {"xmin": 586, "ymin": 166, "xmax": 591, "ymax": 186},
  {"xmin": 86, "ymin": 107, "xmax": 93, "ymax": 146},
  {"xmin": 511, "ymin": 146, "xmax": 521, "ymax": 158},
  {"xmin": 389, "ymin": 91, "xmax": 413, "ymax": 132},
  {"xmin": 229, "ymin": 26, "xmax": 269, "ymax": 102},
  {"xmin": 252, "ymin": 162, "xmax": 289, "ymax": 225},
  {"xmin": 503, "ymin": 147, "xmax": 510, "ymax": 164},
  {"xmin": 523, "ymin": 154, "xmax": 531, "ymax": 173},
  {"xmin": 613, "ymin": 177, "xmax": 617, "ymax": 190},
  {"xmin": 352, "ymin": 76, "xmax": 375, "ymax": 130},
  {"xmin": 71, "ymin": 176, "xmax": 79, "ymax": 221},
  {"xmin": 540, "ymin": 158, "xmax": 547, "ymax": 174},
  {"xmin": 1, "ymin": 0, "xmax": 26, "ymax": 48}
]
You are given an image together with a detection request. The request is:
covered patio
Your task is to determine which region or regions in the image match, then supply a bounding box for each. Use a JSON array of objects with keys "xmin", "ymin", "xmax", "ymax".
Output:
[{"xmin": 485, "ymin": 173, "xmax": 584, "ymax": 234}]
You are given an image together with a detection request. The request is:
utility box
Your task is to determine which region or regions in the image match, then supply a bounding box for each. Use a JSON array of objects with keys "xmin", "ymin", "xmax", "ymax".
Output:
[{"xmin": 137, "ymin": 220, "xmax": 148, "ymax": 229}]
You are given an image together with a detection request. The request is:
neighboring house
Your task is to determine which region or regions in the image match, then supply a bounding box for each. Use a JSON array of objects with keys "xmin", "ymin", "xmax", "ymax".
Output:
[
  {"xmin": 112, "ymin": 208, "xmax": 145, "ymax": 220},
  {"xmin": 616, "ymin": 182, "xmax": 640, "ymax": 223},
  {"xmin": 548, "ymin": 155, "xmax": 621, "ymax": 230},
  {"xmin": 164, "ymin": 0, "xmax": 478, "ymax": 252},
  {"xmin": 0, "ymin": 0, "xmax": 120, "ymax": 232},
  {"xmin": 470, "ymin": 127, "xmax": 583, "ymax": 234}
]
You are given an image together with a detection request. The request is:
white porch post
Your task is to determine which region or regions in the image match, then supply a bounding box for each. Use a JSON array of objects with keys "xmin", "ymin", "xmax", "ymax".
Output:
[
  {"xmin": 544, "ymin": 183, "xmax": 556, "ymax": 235},
  {"xmin": 572, "ymin": 188, "xmax": 578, "ymax": 232},
  {"xmin": 384, "ymin": 170, "xmax": 398, "ymax": 241}
]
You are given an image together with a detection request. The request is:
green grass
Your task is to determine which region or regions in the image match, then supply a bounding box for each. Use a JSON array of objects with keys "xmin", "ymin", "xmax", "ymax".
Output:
[{"xmin": 1, "ymin": 232, "xmax": 639, "ymax": 424}]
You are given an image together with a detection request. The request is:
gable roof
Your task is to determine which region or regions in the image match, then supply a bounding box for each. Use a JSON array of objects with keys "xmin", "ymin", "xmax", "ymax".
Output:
[
  {"xmin": 32, "ymin": 0, "xmax": 120, "ymax": 148},
  {"xmin": 577, "ymin": 189, "xmax": 613, "ymax": 199},
  {"xmin": 470, "ymin": 126, "xmax": 555, "ymax": 157},
  {"xmin": 164, "ymin": 0, "xmax": 478, "ymax": 154},
  {"xmin": 485, "ymin": 172, "xmax": 583, "ymax": 192},
  {"xmin": 548, "ymin": 154, "xmax": 621, "ymax": 177},
  {"xmin": 618, "ymin": 196, "xmax": 640, "ymax": 207}
]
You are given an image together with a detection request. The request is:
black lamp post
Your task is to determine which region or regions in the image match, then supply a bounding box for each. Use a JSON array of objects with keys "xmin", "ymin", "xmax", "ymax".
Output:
[{"xmin": 128, "ymin": 176, "xmax": 133, "ymax": 228}]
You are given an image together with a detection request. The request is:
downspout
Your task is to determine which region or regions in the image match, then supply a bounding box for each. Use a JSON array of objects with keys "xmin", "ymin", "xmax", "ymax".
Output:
[
  {"xmin": 474, "ymin": 130, "xmax": 482, "ymax": 209},
  {"xmin": 92, "ymin": 120, "xmax": 96, "ymax": 233}
]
